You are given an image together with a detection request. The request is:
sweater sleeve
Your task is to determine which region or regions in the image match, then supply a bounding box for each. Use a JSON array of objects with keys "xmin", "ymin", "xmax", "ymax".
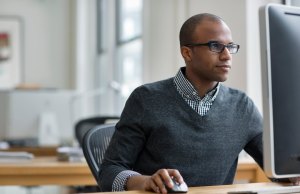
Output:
[
  {"xmin": 243, "ymin": 97, "xmax": 264, "ymax": 168},
  {"xmin": 98, "ymin": 87, "xmax": 147, "ymax": 191}
]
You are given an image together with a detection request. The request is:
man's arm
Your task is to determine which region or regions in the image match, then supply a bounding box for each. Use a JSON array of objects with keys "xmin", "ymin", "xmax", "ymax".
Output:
[{"xmin": 98, "ymin": 88, "xmax": 147, "ymax": 191}]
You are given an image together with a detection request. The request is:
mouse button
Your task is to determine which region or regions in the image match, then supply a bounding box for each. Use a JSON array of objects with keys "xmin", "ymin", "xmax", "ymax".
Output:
[{"xmin": 178, "ymin": 182, "xmax": 188, "ymax": 192}]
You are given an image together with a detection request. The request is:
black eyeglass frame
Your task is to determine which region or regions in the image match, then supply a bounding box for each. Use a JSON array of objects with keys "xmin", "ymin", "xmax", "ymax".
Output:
[{"xmin": 184, "ymin": 41, "xmax": 240, "ymax": 54}]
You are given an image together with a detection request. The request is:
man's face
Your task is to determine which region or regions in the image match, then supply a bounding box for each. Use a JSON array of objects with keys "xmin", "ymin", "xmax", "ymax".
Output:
[{"xmin": 182, "ymin": 20, "xmax": 234, "ymax": 85}]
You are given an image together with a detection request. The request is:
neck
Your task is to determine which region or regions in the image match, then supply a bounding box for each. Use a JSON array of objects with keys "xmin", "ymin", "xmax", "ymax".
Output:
[
  {"xmin": 185, "ymin": 71, "xmax": 218, "ymax": 98},
  {"xmin": 194, "ymin": 81, "xmax": 218, "ymax": 98}
]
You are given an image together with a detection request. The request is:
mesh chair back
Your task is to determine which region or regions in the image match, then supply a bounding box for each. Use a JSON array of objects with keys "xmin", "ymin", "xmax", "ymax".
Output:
[
  {"xmin": 82, "ymin": 123, "xmax": 115, "ymax": 182},
  {"xmin": 75, "ymin": 116, "xmax": 119, "ymax": 146}
]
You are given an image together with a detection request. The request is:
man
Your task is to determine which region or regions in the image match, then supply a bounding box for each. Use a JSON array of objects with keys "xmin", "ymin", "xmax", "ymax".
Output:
[{"xmin": 99, "ymin": 13, "xmax": 297, "ymax": 193}]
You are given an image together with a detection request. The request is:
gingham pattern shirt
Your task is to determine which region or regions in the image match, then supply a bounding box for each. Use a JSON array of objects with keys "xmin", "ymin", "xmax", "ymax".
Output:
[
  {"xmin": 112, "ymin": 170, "xmax": 141, "ymax": 191},
  {"xmin": 173, "ymin": 67, "xmax": 220, "ymax": 116},
  {"xmin": 111, "ymin": 67, "xmax": 220, "ymax": 191}
]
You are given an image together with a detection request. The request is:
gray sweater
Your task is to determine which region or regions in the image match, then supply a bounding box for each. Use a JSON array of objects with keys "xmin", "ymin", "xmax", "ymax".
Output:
[{"xmin": 99, "ymin": 78, "xmax": 263, "ymax": 191}]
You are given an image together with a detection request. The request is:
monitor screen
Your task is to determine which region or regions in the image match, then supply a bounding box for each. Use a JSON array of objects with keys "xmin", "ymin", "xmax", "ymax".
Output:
[{"xmin": 260, "ymin": 3, "xmax": 300, "ymax": 178}]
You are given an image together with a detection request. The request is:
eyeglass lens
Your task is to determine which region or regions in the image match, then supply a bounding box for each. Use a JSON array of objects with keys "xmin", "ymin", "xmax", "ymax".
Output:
[{"xmin": 210, "ymin": 42, "xmax": 238, "ymax": 54}]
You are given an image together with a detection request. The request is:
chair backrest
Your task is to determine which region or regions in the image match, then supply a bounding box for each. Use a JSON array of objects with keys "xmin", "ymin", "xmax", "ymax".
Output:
[
  {"xmin": 82, "ymin": 123, "xmax": 115, "ymax": 182},
  {"xmin": 75, "ymin": 116, "xmax": 119, "ymax": 146}
]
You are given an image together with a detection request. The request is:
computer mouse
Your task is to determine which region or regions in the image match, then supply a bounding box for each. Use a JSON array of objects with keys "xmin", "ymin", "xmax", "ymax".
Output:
[{"xmin": 166, "ymin": 178, "xmax": 188, "ymax": 193}]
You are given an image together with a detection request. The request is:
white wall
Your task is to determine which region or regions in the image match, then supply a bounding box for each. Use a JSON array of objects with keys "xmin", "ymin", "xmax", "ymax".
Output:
[
  {"xmin": 0, "ymin": 0, "xmax": 73, "ymax": 89},
  {"xmin": 246, "ymin": 0, "xmax": 281, "ymax": 113},
  {"xmin": 143, "ymin": 0, "xmax": 185, "ymax": 83}
]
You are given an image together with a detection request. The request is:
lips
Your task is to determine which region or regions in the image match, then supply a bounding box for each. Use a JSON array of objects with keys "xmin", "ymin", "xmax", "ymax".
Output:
[
  {"xmin": 216, "ymin": 64, "xmax": 231, "ymax": 73},
  {"xmin": 217, "ymin": 64, "xmax": 231, "ymax": 68}
]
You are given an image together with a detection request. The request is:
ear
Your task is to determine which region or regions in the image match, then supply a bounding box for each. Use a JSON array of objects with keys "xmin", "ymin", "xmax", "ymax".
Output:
[{"xmin": 181, "ymin": 46, "xmax": 192, "ymax": 62}]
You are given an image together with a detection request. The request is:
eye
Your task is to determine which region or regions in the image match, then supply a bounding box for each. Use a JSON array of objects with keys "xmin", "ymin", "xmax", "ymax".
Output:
[
  {"xmin": 210, "ymin": 42, "xmax": 224, "ymax": 51},
  {"xmin": 226, "ymin": 44, "xmax": 233, "ymax": 49},
  {"xmin": 228, "ymin": 44, "xmax": 238, "ymax": 51}
]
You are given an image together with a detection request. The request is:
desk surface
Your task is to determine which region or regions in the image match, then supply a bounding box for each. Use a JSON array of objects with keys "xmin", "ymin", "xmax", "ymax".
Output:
[
  {"xmin": 0, "ymin": 156, "xmax": 96, "ymax": 186},
  {"xmin": 236, "ymin": 159, "xmax": 269, "ymax": 183},
  {"xmin": 89, "ymin": 183, "xmax": 300, "ymax": 194},
  {"xmin": 0, "ymin": 156, "xmax": 266, "ymax": 187},
  {"xmin": 1, "ymin": 146, "xmax": 58, "ymax": 156}
]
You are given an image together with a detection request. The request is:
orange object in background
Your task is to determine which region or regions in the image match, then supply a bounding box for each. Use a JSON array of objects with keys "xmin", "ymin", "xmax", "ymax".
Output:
[{"xmin": 0, "ymin": 33, "xmax": 11, "ymax": 61}]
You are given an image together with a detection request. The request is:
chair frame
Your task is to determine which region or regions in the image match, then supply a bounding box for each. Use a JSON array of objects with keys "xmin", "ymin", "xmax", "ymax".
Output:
[
  {"xmin": 82, "ymin": 123, "xmax": 115, "ymax": 182},
  {"xmin": 75, "ymin": 116, "xmax": 119, "ymax": 146}
]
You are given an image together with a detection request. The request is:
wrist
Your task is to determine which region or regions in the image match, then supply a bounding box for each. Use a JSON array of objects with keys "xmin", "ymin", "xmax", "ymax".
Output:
[{"xmin": 127, "ymin": 175, "xmax": 151, "ymax": 191}]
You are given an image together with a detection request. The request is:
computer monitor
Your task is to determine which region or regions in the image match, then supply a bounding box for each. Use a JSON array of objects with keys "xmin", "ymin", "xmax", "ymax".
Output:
[{"xmin": 260, "ymin": 3, "xmax": 300, "ymax": 178}]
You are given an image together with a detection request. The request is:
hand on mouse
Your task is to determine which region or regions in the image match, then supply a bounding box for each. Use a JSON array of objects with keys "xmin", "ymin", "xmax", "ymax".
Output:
[
  {"xmin": 290, "ymin": 177, "xmax": 300, "ymax": 185},
  {"xmin": 144, "ymin": 168, "xmax": 185, "ymax": 194}
]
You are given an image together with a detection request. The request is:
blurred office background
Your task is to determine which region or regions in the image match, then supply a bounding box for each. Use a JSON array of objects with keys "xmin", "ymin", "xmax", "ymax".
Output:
[{"xmin": 0, "ymin": 0, "xmax": 300, "ymax": 193}]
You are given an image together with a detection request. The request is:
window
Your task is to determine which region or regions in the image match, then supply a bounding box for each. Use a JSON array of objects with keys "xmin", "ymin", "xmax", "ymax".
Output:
[
  {"xmin": 95, "ymin": 0, "xmax": 143, "ymax": 115},
  {"xmin": 116, "ymin": 0, "xmax": 142, "ymax": 44}
]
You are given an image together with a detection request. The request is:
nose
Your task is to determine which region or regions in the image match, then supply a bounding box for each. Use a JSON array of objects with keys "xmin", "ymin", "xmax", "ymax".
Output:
[{"xmin": 219, "ymin": 47, "xmax": 232, "ymax": 61}]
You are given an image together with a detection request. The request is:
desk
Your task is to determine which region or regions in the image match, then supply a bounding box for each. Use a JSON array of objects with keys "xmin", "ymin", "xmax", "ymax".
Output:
[
  {"xmin": 1, "ymin": 146, "xmax": 58, "ymax": 156},
  {"xmin": 0, "ymin": 156, "xmax": 265, "ymax": 186},
  {"xmin": 0, "ymin": 156, "xmax": 96, "ymax": 186},
  {"xmin": 235, "ymin": 160, "xmax": 269, "ymax": 183},
  {"xmin": 88, "ymin": 183, "xmax": 300, "ymax": 194}
]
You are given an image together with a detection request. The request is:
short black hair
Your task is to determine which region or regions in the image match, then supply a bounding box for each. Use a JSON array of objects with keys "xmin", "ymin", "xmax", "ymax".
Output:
[{"xmin": 179, "ymin": 13, "xmax": 223, "ymax": 46}]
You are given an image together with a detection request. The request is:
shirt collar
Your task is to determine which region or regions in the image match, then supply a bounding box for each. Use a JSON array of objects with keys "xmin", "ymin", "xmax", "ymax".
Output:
[{"xmin": 173, "ymin": 67, "xmax": 220, "ymax": 101}]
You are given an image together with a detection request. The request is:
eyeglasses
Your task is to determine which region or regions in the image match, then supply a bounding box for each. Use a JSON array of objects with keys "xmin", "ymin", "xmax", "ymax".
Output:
[{"xmin": 184, "ymin": 41, "xmax": 240, "ymax": 54}]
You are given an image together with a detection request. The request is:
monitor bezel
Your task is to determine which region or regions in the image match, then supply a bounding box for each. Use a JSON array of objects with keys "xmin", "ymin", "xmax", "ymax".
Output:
[{"xmin": 260, "ymin": 3, "xmax": 300, "ymax": 178}]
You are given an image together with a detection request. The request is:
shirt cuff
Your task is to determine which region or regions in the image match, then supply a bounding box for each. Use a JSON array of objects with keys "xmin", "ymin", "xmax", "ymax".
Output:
[{"xmin": 112, "ymin": 170, "xmax": 141, "ymax": 191}]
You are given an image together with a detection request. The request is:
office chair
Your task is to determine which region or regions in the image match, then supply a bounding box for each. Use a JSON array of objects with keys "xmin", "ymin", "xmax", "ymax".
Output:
[
  {"xmin": 74, "ymin": 116, "xmax": 119, "ymax": 146},
  {"xmin": 73, "ymin": 117, "xmax": 118, "ymax": 192},
  {"xmin": 82, "ymin": 123, "xmax": 116, "ymax": 183}
]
